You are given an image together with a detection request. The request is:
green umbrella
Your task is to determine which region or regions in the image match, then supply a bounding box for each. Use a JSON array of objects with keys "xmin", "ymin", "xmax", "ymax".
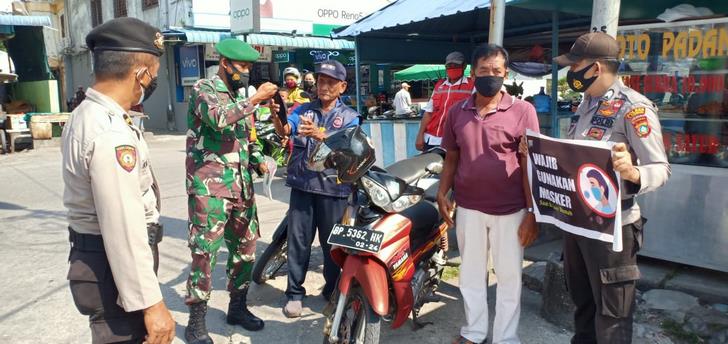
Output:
[{"xmin": 394, "ymin": 64, "xmax": 472, "ymax": 82}]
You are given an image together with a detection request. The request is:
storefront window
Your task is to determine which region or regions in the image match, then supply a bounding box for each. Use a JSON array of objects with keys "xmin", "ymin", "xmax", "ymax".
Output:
[{"xmin": 618, "ymin": 19, "xmax": 728, "ymax": 168}]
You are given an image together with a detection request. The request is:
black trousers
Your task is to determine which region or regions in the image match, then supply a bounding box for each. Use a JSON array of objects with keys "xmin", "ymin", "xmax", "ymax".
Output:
[
  {"xmin": 285, "ymin": 188, "xmax": 348, "ymax": 301},
  {"xmin": 67, "ymin": 228, "xmax": 162, "ymax": 344},
  {"xmin": 68, "ymin": 249, "xmax": 147, "ymax": 344},
  {"xmin": 563, "ymin": 219, "xmax": 644, "ymax": 344}
]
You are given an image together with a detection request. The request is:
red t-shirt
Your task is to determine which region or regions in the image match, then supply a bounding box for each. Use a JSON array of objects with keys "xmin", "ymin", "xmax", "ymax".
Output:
[{"xmin": 441, "ymin": 91, "xmax": 540, "ymax": 215}]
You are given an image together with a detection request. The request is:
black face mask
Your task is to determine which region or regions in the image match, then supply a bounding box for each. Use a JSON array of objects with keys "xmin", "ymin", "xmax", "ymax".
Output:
[
  {"xmin": 225, "ymin": 67, "xmax": 250, "ymax": 92},
  {"xmin": 567, "ymin": 63, "xmax": 597, "ymax": 93},
  {"xmin": 142, "ymin": 77, "xmax": 158, "ymax": 102},
  {"xmin": 136, "ymin": 69, "xmax": 158, "ymax": 105},
  {"xmin": 303, "ymin": 80, "xmax": 315, "ymax": 90},
  {"xmin": 474, "ymin": 76, "xmax": 504, "ymax": 97}
]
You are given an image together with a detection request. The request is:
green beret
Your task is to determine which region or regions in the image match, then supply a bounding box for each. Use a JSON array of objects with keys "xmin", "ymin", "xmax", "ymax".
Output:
[{"xmin": 215, "ymin": 39, "xmax": 260, "ymax": 62}]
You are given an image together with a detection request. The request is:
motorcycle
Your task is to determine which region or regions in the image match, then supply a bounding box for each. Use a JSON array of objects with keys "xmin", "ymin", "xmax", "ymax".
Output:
[
  {"xmin": 255, "ymin": 109, "xmax": 288, "ymax": 167},
  {"xmin": 303, "ymin": 127, "xmax": 451, "ymax": 344},
  {"xmin": 250, "ymin": 135, "xmax": 446, "ymax": 287}
]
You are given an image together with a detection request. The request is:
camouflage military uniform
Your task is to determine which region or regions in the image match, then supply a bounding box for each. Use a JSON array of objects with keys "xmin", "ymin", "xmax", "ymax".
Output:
[{"xmin": 185, "ymin": 75, "xmax": 264, "ymax": 304}]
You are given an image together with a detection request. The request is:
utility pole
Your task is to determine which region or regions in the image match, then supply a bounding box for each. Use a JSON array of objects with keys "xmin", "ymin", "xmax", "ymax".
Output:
[
  {"xmin": 590, "ymin": 0, "xmax": 621, "ymax": 37},
  {"xmin": 488, "ymin": 0, "xmax": 505, "ymax": 45}
]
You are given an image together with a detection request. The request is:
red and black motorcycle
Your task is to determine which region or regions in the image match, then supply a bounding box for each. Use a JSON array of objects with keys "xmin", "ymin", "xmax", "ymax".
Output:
[{"xmin": 306, "ymin": 126, "xmax": 452, "ymax": 344}]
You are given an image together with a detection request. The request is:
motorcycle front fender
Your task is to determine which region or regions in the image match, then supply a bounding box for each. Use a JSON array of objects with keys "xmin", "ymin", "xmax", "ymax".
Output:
[
  {"xmin": 271, "ymin": 213, "xmax": 288, "ymax": 242},
  {"xmin": 338, "ymin": 254, "xmax": 389, "ymax": 316}
]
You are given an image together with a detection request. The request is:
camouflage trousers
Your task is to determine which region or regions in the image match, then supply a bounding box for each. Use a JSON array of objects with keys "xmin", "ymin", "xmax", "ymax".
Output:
[{"xmin": 185, "ymin": 193, "xmax": 259, "ymax": 304}]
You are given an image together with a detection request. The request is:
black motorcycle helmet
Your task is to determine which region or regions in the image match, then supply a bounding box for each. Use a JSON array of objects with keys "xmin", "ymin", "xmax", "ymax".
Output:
[{"xmin": 307, "ymin": 126, "xmax": 376, "ymax": 184}]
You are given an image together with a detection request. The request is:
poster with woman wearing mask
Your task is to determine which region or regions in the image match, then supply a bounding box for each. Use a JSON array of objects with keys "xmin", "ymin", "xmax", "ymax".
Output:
[{"xmin": 525, "ymin": 129, "xmax": 624, "ymax": 252}]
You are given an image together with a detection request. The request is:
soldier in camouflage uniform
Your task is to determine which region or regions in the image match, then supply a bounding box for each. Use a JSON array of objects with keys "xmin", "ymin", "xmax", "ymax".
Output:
[{"xmin": 184, "ymin": 39, "xmax": 278, "ymax": 344}]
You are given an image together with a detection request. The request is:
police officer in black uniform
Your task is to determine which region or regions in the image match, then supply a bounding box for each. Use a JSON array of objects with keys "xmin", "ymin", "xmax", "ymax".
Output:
[{"xmin": 553, "ymin": 32, "xmax": 671, "ymax": 343}]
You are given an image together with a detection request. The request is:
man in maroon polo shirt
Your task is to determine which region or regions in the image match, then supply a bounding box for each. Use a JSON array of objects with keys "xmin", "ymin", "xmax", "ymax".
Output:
[{"xmin": 437, "ymin": 44, "xmax": 539, "ymax": 344}]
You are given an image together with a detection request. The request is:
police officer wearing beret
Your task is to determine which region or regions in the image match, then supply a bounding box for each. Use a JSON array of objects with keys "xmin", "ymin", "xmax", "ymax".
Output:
[
  {"xmin": 270, "ymin": 60, "xmax": 360, "ymax": 318},
  {"xmin": 548, "ymin": 32, "xmax": 671, "ymax": 343},
  {"xmin": 183, "ymin": 39, "xmax": 279, "ymax": 344},
  {"xmin": 62, "ymin": 17, "xmax": 175, "ymax": 344}
]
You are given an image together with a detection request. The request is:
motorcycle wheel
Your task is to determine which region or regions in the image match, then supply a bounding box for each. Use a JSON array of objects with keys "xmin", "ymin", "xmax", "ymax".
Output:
[
  {"xmin": 323, "ymin": 286, "xmax": 381, "ymax": 344},
  {"xmin": 251, "ymin": 219, "xmax": 288, "ymax": 284}
]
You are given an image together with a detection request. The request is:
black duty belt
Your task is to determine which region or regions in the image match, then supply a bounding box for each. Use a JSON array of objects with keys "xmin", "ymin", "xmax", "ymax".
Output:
[
  {"xmin": 68, "ymin": 227, "xmax": 105, "ymax": 252},
  {"xmin": 622, "ymin": 198, "xmax": 635, "ymax": 210},
  {"xmin": 69, "ymin": 224, "xmax": 164, "ymax": 252}
]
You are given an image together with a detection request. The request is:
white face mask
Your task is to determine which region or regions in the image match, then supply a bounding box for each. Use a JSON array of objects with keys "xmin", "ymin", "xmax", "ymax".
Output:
[
  {"xmin": 136, "ymin": 83, "xmax": 145, "ymax": 106},
  {"xmin": 135, "ymin": 69, "xmax": 145, "ymax": 106}
]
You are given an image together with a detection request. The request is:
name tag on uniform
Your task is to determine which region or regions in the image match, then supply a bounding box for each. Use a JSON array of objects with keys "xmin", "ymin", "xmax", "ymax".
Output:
[{"xmin": 591, "ymin": 116, "xmax": 615, "ymax": 129}]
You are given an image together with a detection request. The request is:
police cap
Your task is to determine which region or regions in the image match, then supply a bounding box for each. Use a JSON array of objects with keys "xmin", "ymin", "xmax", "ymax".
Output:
[
  {"xmin": 86, "ymin": 17, "xmax": 164, "ymax": 56},
  {"xmin": 554, "ymin": 32, "xmax": 619, "ymax": 66},
  {"xmin": 215, "ymin": 39, "xmax": 260, "ymax": 62}
]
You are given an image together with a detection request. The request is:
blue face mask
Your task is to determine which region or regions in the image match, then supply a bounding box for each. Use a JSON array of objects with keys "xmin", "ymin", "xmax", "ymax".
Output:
[{"xmin": 591, "ymin": 186, "xmax": 602, "ymax": 200}]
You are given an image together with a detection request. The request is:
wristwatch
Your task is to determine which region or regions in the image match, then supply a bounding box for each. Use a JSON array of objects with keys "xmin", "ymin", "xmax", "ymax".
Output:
[{"xmin": 526, "ymin": 207, "xmax": 534, "ymax": 213}]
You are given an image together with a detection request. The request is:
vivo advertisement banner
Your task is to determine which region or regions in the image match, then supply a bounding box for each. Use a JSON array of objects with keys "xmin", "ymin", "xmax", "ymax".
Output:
[{"xmin": 179, "ymin": 46, "xmax": 200, "ymax": 86}]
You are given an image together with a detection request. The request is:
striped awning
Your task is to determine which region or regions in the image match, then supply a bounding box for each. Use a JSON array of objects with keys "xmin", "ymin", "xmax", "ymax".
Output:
[
  {"xmin": 164, "ymin": 28, "xmax": 231, "ymax": 44},
  {"xmin": 0, "ymin": 15, "xmax": 52, "ymax": 27},
  {"xmin": 242, "ymin": 34, "xmax": 354, "ymax": 50}
]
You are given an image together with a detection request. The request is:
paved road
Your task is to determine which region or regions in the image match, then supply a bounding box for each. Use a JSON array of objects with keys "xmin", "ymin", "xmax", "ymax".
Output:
[{"xmin": 0, "ymin": 135, "xmax": 572, "ymax": 343}]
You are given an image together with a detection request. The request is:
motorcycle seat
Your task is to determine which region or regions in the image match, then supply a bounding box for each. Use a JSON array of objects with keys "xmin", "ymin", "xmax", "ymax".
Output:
[
  {"xmin": 399, "ymin": 200, "xmax": 441, "ymax": 252},
  {"xmin": 385, "ymin": 152, "xmax": 444, "ymax": 185}
]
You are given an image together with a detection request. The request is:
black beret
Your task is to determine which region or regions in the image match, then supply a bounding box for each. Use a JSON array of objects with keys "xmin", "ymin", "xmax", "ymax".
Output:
[{"xmin": 86, "ymin": 17, "xmax": 164, "ymax": 57}]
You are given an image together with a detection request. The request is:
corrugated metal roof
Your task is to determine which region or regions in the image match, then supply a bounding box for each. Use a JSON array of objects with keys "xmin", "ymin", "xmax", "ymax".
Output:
[
  {"xmin": 243, "ymin": 34, "xmax": 354, "ymax": 50},
  {"xmin": 0, "ymin": 15, "xmax": 52, "ymax": 27}
]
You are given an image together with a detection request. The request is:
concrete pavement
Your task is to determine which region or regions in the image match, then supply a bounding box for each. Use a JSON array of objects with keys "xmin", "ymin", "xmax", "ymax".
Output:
[{"xmin": 0, "ymin": 135, "xmax": 573, "ymax": 343}]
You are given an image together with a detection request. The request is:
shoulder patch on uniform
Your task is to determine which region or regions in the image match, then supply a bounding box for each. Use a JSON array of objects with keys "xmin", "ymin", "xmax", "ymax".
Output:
[
  {"xmin": 625, "ymin": 107, "xmax": 646, "ymax": 119},
  {"xmin": 115, "ymin": 145, "xmax": 137, "ymax": 172},
  {"xmin": 629, "ymin": 115, "xmax": 651, "ymax": 138},
  {"xmin": 587, "ymin": 127, "xmax": 606, "ymax": 140}
]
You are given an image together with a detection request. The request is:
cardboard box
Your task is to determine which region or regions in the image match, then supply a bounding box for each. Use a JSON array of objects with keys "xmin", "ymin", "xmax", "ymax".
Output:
[{"xmin": 5, "ymin": 114, "xmax": 27, "ymax": 130}]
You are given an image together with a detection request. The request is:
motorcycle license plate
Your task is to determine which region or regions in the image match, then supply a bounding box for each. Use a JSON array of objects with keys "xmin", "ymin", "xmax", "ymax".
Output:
[{"xmin": 328, "ymin": 224, "xmax": 384, "ymax": 253}]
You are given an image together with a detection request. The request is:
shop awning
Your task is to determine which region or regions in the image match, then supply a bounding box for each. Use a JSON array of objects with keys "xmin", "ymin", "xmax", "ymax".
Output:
[
  {"xmin": 0, "ymin": 15, "xmax": 52, "ymax": 27},
  {"xmin": 333, "ymin": 0, "xmax": 496, "ymax": 38},
  {"xmin": 242, "ymin": 34, "xmax": 354, "ymax": 50},
  {"xmin": 331, "ymin": 0, "xmax": 591, "ymax": 64},
  {"xmin": 163, "ymin": 28, "xmax": 231, "ymax": 44}
]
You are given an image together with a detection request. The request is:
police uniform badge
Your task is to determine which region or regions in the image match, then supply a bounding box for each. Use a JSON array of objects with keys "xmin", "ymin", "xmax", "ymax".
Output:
[
  {"xmin": 115, "ymin": 145, "xmax": 137, "ymax": 172},
  {"xmin": 611, "ymin": 99, "xmax": 625, "ymax": 113},
  {"xmin": 154, "ymin": 32, "xmax": 164, "ymax": 50},
  {"xmin": 587, "ymin": 127, "xmax": 606, "ymax": 140}
]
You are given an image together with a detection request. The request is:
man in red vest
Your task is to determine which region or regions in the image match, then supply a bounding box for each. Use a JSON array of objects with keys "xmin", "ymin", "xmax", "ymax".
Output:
[{"xmin": 416, "ymin": 51, "xmax": 475, "ymax": 151}]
